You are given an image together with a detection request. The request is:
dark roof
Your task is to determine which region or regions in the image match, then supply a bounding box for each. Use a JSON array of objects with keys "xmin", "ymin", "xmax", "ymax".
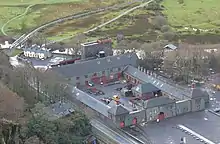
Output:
[
  {"xmin": 40, "ymin": 101, "xmax": 75, "ymax": 121},
  {"xmin": 0, "ymin": 36, "xmax": 15, "ymax": 44},
  {"xmin": 133, "ymin": 83, "xmax": 160, "ymax": 94},
  {"xmin": 124, "ymin": 66, "xmax": 191, "ymax": 100},
  {"xmin": 144, "ymin": 96, "xmax": 175, "ymax": 108},
  {"xmin": 191, "ymin": 88, "xmax": 209, "ymax": 99},
  {"xmin": 164, "ymin": 44, "xmax": 177, "ymax": 50},
  {"xmin": 108, "ymin": 101, "xmax": 129, "ymax": 115},
  {"xmin": 73, "ymin": 87, "xmax": 110, "ymax": 117},
  {"xmin": 51, "ymin": 53, "xmax": 138, "ymax": 78}
]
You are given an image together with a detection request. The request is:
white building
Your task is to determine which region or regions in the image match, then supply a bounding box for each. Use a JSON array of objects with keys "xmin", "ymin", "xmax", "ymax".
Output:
[{"xmin": 24, "ymin": 45, "xmax": 52, "ymax": 60}]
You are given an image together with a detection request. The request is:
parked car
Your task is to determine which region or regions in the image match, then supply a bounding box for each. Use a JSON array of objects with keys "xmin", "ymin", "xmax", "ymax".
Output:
[{"xmin": 88, "ymin": 81, "xmax": 94, "ymax": 87}]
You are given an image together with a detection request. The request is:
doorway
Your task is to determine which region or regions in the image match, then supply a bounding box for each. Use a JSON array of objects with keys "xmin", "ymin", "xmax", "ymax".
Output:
[{"xmin": 158, "ymin": 112, "xmax": 165, "ymax": 121}]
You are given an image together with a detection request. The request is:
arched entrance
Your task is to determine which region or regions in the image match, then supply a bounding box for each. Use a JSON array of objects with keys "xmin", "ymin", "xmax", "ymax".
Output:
[{"xmin": 157, "ymin": 112, "xmax": 165, "ymax": 121}]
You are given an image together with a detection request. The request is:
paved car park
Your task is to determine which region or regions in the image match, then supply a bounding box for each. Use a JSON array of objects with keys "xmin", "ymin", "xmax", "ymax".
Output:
[
  {"xmin": 140, "ymin": 111, "xmax": 220, "ymax": 144},
  {"xmin": 80, "ymin": 81, "xmax": 142, "ymax": 112}
]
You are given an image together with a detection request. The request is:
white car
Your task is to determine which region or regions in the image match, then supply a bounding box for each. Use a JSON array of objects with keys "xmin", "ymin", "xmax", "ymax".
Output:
[{"xmin": 88, "ymin": 81, "xmax": 94, "ymax": 87}]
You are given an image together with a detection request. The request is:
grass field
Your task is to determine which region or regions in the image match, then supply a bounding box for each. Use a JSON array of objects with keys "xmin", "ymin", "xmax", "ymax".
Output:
[
  {"xmin": 0, "ymin": 0, "xmax": 123, "ymax": 36},
  {"xmin": 44, "ymin": 2, "xmax": 156, "ymax": 42},
  {"xmin": 0, "ymin": 0, "xmax": 85, "ymax": 6},
  {"xmin": 162, "ymin": 0, "xmax": 220, "ymax": 30}
]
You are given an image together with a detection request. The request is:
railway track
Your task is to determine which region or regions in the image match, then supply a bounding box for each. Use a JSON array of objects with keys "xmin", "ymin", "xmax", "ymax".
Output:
[{"xmin": 122, "ymin": 125, "xmax": 153, "ymax": 144}]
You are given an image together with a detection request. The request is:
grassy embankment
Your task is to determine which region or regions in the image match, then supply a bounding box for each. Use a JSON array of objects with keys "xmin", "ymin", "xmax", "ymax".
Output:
[
  {"xmin": 162, "ymin": 0, "xmax": 220, "ymax": 43},
  {"xmin": 0, "ymin": 0, "xmax": 122, "ymax": 36},
  {"xmin": 162, "ymin": 0, "xmax": 220, "ymax": 32}
]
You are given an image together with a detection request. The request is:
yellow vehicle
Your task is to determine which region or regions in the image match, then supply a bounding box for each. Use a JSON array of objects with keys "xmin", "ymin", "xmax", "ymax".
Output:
[
  {"xmin": 213, "ymin": 84, "xmax": 220, "ymax": 91},
  {"xmin": 113, "ymin": 95, "xmax": 120, "ymax": 101}
]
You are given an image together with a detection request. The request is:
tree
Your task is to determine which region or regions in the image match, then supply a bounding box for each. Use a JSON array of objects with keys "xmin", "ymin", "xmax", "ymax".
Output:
[
  {"xmin": 145, "ymin": 2, "xmax": 161, "ymax": 11},
  {"xmin": 25, "ymin": 112, "xmax": 91, "ymax": 144},
  {"xmin": 152, "ymin": 16, "xmax": 167, "ymax": 29},
  {"xmin": 161, "ymin": 25, "xmax": 170, "ymax": 32},
  {"xmin": 116, "ymin": 40, "xmax": 130, "ymax": 50},
  {"xmin": 178, "ymin": 0, "xmax": 184, "ymax": 4},
  {"xmin": 128, "ymin": 40, "xmax": 141, "ymax": 50},
  {"xmin": 68, "ymin": 34, "xmax": 86, "ymax": 56},
  {"xmin": 163, "ymin": 31, "xmax": 176, "ymax": 41}
]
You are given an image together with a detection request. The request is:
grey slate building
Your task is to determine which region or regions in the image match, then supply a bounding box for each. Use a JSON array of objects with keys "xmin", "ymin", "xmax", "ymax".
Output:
[
  {"xmin": 132, "ymin": 83, "xmax": 162, "ymax": 100},
  {"xmin": 23, "ymin": 45, "xmax": 52, "ymax": 60},
  {"xmin": 51, "ymin": 42, "xmax": 210, "ymax": 128},
  {"xmin": 51, "ymin": 52, "xmax": 138, "ymax": 86},
  {"xmin": 81, "ymin": 38, "xmax": 113, "ymax": 59}
]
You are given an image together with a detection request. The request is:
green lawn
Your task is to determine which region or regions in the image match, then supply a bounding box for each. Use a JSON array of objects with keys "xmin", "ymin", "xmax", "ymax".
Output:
[
  {"xmin": 0, "ymin": 0, "xmax": 123, "ymax": 36},
  {"xmin": 162, "ymin": 0, "xmax": 220, "ymax": 30},
  {"xmin": 0, "ymin": 0, "xmax": 85, "ymax": 6}
]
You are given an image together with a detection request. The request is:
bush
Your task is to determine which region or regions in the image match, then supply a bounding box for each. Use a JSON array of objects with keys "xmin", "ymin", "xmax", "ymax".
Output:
[
  {"xmin": 161, "ymin": 25, "xmax": 170, "ymax": 32},
  {"xmin": 163, "ymin": 31, "xmax": 176, "ymax": 41},
  {"xmin": 153, "ymin": 16, "xmax": 167, "ymax": 29},
  {"xmin": 146, "ymin": 2, "xmax": 161, "ymax": 11}
]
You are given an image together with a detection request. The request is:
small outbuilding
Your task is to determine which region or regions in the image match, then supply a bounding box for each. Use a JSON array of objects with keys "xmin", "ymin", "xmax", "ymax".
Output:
[
  {"xmin": 164, "ymin": 44, "xmax": 177, "ymax": 51},
  {"xmin": 132, "ymin": 83, "xmax": 162, "ymax": 100}
]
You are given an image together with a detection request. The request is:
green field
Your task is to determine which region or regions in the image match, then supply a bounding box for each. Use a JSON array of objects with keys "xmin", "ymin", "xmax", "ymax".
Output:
[
  {"xmin": 0, "ymin": 0, "xmax": 122, "ymax": 36},
  {"xmin": 162, "ymin": 0, "xmax": 220, "ymax": 30},
  {"xmin": 0, "ymin": 0, "xmax": 85, "ymax": 6}
]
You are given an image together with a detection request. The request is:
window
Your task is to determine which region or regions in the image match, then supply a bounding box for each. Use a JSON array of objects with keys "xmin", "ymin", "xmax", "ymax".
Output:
[
  {"xmin": 85, "ymin": 75, "xmax": 88, "ymax": 78},
  {"xmin": 76, "ymin": 77, "xmax": 80, "ymax": 80},
  {"xmin": 119, "ymin": 116, "xmax": 125, "ymax": 121},
  {"xmin": 102, "ymin": 71, "xmax": 105, "ymax": 75},
  {"xmin": 93, "ymin": 73, "xmax": 97, "ymax": 76},
  {"xmin": 110, "ymin": 68, "xmax": 113, "ymax": 72}
]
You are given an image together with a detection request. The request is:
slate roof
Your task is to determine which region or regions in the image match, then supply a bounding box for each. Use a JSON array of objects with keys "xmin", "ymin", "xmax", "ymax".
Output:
[
  {"xmin": 73, "ymin": 87, "xmax": 110, "ymax": 117},
  {"xmin": 124, "ymin": 66, "xmax": 191, "ymax": 100},
  {"xmin": 191, "ymin": 88, "xmax": 209, "ymax": 100},
  {"xmin": 164, "ymin": 44, "xmax": 177, "ymax": 50},
  {"xmin": 144, "ymin": 96, "xmax": 175, "ymax": 109},
  {"xmin": 124, "ymin": 66, "xmax": 209, "ymax": 101},
  {"xmin": 41, "ymin": 101, "xmax": 75, "ymax": 121},
  {"xmin": 133, "ymin": 83, "xmax": 160, "ymax": 94},
  {"xmin": 51, "ymin": 52, "xmax": 138, "ymax": 78},
  {"xmin": 107, "ymin": 101, "xmax": 129, "ymax": 116}
]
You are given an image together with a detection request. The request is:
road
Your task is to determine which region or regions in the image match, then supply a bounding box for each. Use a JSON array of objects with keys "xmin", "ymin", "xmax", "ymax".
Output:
[{"xmin": 1, "ymin": 4, "xmax": 35, "ymax": 36}]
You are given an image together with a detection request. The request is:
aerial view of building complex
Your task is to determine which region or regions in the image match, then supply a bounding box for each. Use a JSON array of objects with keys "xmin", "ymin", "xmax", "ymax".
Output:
[
  {"xmin": 51, "ymin": 38, "xmax": 210, "ymax": 128},
  {"xmin": 1, "ymin": 0, "xmax": 220, "ymax": 143}
]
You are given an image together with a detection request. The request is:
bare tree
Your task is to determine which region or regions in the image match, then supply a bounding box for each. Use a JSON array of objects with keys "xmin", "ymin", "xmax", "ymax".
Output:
[{"xmin": 67, "ymin": 34, "xmax": 86, "ymax": 57}]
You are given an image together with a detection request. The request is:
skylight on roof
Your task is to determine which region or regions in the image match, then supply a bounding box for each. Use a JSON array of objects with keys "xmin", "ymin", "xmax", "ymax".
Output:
[
  {"xmin": 97, "ymin": 61, "xmax": 100, "ymax": 64},
  {"xmin": 117, "ymin": 57, "xmax": 120, "ymax": 60},
  {"xmin": 107, "ymin": 58, "xmax": 111, "ymax": 62}
]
